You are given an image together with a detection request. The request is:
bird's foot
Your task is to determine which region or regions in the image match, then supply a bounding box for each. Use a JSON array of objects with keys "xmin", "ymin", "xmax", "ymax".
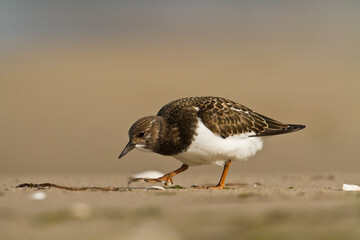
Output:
[
  {"xmin": 191, "ymin": 184, "xmax": 225, "ymax": 190},
  {"xmin": 144, "ymin": 174, "xmax": 174, "ymax": 186}
]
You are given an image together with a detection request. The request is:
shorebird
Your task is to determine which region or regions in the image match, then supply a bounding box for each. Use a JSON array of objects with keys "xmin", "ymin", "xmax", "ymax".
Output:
[{"xmin": 119, "ymin": 96, "xmax": 305, "ymax": 189}]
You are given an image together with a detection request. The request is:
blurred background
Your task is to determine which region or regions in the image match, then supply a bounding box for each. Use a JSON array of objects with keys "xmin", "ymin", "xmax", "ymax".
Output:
[{"xmin": 1, "ymin": 1, "xmax": 359, "ymax": 175}]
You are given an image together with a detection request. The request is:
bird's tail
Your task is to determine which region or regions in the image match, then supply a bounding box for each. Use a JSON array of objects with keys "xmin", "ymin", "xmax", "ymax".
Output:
[
  {"xmin": 257, "ymin": 113, "xmax": 306, "ymax": 136},
  {"xmin": 286, "ymin": 124, "xmax": 306, "ymax": 132}
]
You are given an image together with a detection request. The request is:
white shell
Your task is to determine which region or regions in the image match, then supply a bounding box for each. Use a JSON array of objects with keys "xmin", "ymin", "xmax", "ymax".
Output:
[
  {"xmin": 145, "ymin": 186, "xmax": 165, "ymax": 191},
  {"xmin": 30, "ymin": 191, "xmax": 47, "ymax": 200},
  {"xmin": 342, "ymin": 184, "xmax": 360, "ymax": 191},
  {"xmin": 130, "ymin": 170, "xmax": 164, "ymax": 180},
  {"xmin": 128, "ymin": 170, "xmax": 165, "ymax": 186}
]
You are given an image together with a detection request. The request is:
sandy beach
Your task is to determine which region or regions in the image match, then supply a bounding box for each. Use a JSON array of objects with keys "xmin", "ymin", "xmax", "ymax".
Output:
[{"xmin": 2, "ymin": 172, "xmax": 360, "ymax": 240}]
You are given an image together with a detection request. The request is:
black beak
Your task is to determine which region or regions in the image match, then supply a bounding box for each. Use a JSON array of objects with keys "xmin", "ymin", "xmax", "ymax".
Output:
[{"xmin": 118, "ymin": 141, "xmax": 135, "ymax": 159}]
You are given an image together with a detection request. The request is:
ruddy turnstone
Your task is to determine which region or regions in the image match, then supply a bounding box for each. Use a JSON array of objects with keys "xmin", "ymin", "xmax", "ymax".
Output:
[{"xmin": 119, "ymin": 96, "xmax": 305, "ymax": 189}]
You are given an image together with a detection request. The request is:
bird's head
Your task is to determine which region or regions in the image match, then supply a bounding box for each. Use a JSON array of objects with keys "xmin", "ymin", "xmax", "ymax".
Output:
[{"xmin": 118, "ymin": 116, "xmax": 162, "ymax": 159}]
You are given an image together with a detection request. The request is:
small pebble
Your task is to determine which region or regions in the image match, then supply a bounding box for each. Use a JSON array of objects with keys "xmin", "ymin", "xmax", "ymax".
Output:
[{"xmin": 30, "ymin": 191, "xmax": 47, "ymax": 200}]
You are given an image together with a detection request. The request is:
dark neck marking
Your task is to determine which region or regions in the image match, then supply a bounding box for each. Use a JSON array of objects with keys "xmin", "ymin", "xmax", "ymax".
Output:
[{"xmin": 154, "ymin": 107, "xmax": 198, "ymax": 156}]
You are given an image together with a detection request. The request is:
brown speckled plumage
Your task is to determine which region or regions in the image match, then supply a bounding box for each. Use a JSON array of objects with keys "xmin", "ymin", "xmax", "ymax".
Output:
[{"xmin": 157, "ymin": 96, "xmax": 305, "ymax": 139}]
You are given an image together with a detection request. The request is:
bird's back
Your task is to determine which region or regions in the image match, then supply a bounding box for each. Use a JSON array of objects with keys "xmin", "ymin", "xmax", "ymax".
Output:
[{"xmin": 157, "ymin": 96, "xmax": 305, "ymax": 139}]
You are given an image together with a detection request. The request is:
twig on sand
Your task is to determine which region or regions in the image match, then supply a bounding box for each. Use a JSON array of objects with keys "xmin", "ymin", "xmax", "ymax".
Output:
[{"xmin": 16, "ymin": 183, "xmax": 129, "ymax": 192}]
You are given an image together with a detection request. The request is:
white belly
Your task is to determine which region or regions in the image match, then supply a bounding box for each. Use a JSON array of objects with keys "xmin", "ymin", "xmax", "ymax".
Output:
[{"xmin": 174, "ymin": 118, "xmax": 263, "ymax": 166}]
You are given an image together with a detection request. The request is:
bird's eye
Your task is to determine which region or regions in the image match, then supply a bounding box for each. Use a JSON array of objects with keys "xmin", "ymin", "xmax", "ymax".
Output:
[{"xmin": 137, "ymin": 132, "xmax": 145, "ymax": 138}]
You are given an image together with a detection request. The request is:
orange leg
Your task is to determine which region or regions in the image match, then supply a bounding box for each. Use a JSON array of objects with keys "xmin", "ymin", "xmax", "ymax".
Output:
[
  {"xmin": 211, "ymin": 160, "xmax": 231, "ymax": 189},
  {"xmin": 145, "ymin": 164, "xmax": 189, "ymax": 186},
  {"xmin": 193, "ymin": 160, "xmax": 232, "ymax": 190}
]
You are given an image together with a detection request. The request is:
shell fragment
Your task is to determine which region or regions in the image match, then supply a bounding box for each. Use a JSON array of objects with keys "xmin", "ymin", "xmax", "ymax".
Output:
[{"xmin": 342, "ymin": 184, "xmax": 360, "ymax": 191}]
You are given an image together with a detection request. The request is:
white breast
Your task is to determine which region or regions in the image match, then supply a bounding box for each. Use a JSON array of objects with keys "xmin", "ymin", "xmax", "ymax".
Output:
[{"xmin": 174, "ymin": 118, "xmax": 263, "ymax": 166}]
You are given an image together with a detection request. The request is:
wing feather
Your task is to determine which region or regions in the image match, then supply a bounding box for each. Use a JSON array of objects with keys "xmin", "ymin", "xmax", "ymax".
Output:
[{"xmin": 158, "ymin": 96, "xmax": 305, "ymax": 139}]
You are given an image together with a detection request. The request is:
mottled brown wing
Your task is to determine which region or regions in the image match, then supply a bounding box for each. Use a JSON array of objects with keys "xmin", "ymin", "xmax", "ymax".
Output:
[
  {"xmin": 193, "ymin": 97, "xmax": 303, "ymax": 138},
  {"xmin": 158, "ymin": 96, "xmax": 305, "ymax": 139}
]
